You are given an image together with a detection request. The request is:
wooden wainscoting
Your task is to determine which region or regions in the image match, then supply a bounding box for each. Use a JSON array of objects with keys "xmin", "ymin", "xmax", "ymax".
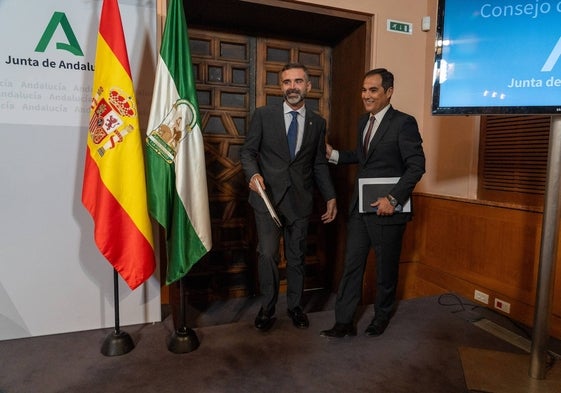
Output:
[{"xmin": 393, "ymin": 193, "xmax": 561, "ymax": 339}]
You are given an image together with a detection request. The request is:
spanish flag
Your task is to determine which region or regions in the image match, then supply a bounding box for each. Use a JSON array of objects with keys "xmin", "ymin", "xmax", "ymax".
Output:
[{"xmin": 82, "ymin": 0, "xmax": 155, "ymax": 290}]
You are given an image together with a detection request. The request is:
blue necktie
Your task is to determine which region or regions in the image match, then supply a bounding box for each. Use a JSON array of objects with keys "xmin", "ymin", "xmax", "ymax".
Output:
[{"xmin": 287, "ymin": 111, "xmax": 298, "ymax": 159}]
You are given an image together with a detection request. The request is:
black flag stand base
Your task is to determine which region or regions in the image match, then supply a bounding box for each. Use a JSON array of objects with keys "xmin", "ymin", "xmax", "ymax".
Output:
[
  {"xmin": 167, "ymin": 276, "xmax": 200, "ymax": 354},
  {"xmin": 167, "ymin": 326, "xmax": 199, "ymax": 354},
  {"xmin": 101, "ymin": 269, "xmax": 135, "ymax": 357},
  {"xmin": 101, "ymin": 329, "xmax": 135, "ymax": 357}
]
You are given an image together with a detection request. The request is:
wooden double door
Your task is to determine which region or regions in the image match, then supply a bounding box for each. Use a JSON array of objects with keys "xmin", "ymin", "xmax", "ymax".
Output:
[{"xmin": 183, "ymin": 29, "xmax": 332, "ymax": 301}]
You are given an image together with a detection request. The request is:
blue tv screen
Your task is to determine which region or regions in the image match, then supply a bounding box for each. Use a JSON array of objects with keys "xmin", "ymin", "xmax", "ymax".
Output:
[{"xmin": 432, "ymin": 0, "xmax": 561, "ymax": 114}]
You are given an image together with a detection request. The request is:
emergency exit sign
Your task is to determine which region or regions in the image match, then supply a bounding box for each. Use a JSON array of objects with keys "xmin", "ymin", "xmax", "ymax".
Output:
[{"xmin": 387, "ymin": 19, "xmax": 412, "ymax": 35}]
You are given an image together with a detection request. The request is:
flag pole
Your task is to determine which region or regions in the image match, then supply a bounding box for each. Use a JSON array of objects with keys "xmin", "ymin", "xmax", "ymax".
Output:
[
  {"xmin": 84, "ymin": 0, "xmax": 156, "ymax": 357},
  {"xmin": 146, "ymin": 0, "xmax": 209, "ymax": 353},
  {"xmin": 101, "ymin": 269, "xmax": 135, "ymax": 356},
  {"xmin": 167, "ymin": 276, "xmax": 199, "ymax": 353}
]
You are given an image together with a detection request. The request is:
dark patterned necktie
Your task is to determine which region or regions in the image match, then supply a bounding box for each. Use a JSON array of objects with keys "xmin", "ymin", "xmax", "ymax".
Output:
[{"xmin": 363, "ymin": 115, "xmax": 375, "ymax": 156}]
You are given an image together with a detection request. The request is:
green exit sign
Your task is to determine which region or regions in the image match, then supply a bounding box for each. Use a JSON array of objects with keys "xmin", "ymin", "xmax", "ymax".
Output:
[{"xmin": 387, "ymin": 19, "xmax": 412, "ymax": 35}]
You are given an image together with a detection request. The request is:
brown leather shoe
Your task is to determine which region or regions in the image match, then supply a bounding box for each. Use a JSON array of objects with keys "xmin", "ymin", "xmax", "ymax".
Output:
[
  {"xmin": 287, "ymin": 307, "xmax": 309, "ymax": 329},
  {"xmin": 320, "ymin": 323, "xmax": 357, "ymax": 338}
]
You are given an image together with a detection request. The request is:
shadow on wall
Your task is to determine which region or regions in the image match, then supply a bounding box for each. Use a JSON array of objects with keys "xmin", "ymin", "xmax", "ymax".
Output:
[{"xmin": 0, "ymin": 283, "xmax": 30, "ymax": 340}]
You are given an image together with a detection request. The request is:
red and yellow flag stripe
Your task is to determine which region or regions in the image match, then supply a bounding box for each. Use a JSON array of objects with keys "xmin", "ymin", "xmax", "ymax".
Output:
[{"xmin": 82, "ymin": 0, "xmax": 155, "ymax": 290}]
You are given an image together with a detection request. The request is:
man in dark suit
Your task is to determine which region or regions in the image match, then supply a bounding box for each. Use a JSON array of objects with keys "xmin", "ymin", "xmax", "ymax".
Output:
[
  {"xmin": 241, "ymin": 63, "xmax": 337, "ymax": 331},
  {"xmin": 320, "ymin": 68, "xmax": 425, "ymax": 338}
]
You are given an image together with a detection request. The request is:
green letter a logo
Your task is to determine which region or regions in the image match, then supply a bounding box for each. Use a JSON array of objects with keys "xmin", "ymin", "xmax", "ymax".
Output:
[{"xmin": 35, "ymin": 12, "xmax": 84, "ymax": 56}]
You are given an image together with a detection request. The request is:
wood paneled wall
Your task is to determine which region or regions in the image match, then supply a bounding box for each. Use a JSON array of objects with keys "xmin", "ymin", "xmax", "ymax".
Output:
[{"xmin": 388, "ymin": 193, "xmax": 561, "ymax": 339}]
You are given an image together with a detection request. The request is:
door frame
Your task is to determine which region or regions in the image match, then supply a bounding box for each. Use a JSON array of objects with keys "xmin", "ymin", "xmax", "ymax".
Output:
[{"xmin": 160, "ymin": 0, "xmax": 373, "ymax": 303}]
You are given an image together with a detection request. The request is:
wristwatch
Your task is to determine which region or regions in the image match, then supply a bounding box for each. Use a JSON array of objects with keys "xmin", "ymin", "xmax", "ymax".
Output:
[{"xmin": 386, "ymin": 194, "xmax": 398, "ymax": 207}]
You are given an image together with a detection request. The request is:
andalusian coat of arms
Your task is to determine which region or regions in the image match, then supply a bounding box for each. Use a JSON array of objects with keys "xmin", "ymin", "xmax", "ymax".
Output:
[{"xmin": 146, "ymin": 99, "xmax": 197, "ymax": 164}]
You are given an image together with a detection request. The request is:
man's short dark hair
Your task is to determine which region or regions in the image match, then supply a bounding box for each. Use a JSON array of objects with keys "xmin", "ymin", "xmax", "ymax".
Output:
[
  {"xmin": 281, "ymin": 63, "xmax": 310, "ymax": 81},
  {"xmin": 364, "ymin": 68, "xmax": 394, "ymax": 91}
]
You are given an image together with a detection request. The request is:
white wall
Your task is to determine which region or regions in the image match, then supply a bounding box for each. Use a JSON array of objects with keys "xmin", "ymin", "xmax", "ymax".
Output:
[{"xmin": 0, "ymin": 0, "xmax": 160, "ymax": 341}]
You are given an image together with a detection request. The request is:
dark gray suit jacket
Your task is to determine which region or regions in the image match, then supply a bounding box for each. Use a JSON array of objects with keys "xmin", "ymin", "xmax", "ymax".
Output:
[
  {"xmin": 338, "ymin": 105, "xmax": 425, "ymax": 224},
  {"xmin": 240, "ymin": 105, "xmax": 336, "ymax": 223}
]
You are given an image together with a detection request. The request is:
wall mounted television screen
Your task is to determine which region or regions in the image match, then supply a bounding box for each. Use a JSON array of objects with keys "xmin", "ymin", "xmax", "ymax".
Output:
[{"xmin": 432, "ymin": 0, "xmax": 561, "ymax": 115}]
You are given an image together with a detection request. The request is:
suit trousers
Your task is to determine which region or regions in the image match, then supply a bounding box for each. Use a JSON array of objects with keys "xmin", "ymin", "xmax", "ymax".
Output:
[
  {"xmin": 254, "ymin": 210, "xmax": 309, "ymax": 313},
  {"xmin": 335, "ymin": 208, "xmax": 406, "ymax": 324}
]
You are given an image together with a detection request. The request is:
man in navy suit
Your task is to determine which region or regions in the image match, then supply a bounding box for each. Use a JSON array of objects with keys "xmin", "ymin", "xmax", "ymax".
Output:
[
  {"xmin": 241, "ymin": 63, "xmax": 337, "ymax": 331},
  {"xmin": 321, "ymin": 68, "xmax": 425, "ymax": 338}
]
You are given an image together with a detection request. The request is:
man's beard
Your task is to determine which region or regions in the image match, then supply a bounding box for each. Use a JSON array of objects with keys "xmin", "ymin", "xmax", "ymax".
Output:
[{"xmin": 284, "ymin": 89, "xmax": 305, "ymax": 105}]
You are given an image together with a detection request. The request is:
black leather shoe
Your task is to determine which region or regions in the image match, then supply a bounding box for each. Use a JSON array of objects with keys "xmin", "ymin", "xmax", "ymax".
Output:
[
  {"xmin": 320, "ymin": 323, "xmax": 356, "ymax": 338},
  {"xmin": 365, "ymin": 317, "xmax": 389, "ymax": 337},
  {"xmin": 287, "ymin": 307, "xmax": 309, "ymax": 329},
  {"xmin": 254, "ymin": 307, "xmax": 275, "ymax": 331}
]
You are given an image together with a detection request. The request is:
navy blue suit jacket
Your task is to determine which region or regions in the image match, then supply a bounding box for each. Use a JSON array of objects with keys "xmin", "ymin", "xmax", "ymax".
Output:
[{"xmin": 241, "ymin": 105, "xmax": 336, "ymax": 223}]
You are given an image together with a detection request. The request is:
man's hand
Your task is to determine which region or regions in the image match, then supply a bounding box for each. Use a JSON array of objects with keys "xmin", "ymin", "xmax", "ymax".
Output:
[
  {"xmin": 249, "ymin": 174, "xmax": 265, "ymax": 193},
  {"xmin": 325, "ymin": 143, "xmax": 333, "ymax": 160},
  {"xmin": 321, "ymin": 198, "xmax": 337, "ymax": 223},
  {"xmin": 371, "ymin": 197, "xmax": 395, "ymax": 216}
]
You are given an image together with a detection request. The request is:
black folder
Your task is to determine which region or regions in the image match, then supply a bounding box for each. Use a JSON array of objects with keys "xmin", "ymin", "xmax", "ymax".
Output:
[{"xmin": 358, "ymin": 177, "xmax": 411, "ymax": 213}]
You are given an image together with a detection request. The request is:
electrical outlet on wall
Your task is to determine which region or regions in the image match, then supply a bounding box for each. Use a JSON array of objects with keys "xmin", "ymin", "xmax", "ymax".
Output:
[
  {"xmin": 474, "ymin": 289, "xmax": 489, "ymax": 304},
  {"xmin": 494, "ymin": 298, "xmax": 511, "ymax": 313}
]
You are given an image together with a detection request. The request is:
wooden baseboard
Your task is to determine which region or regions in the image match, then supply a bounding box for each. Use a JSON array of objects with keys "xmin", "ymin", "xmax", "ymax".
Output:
[{"xmin": 402, "ymin": 261, "xmax": 561, "ymax": 339}]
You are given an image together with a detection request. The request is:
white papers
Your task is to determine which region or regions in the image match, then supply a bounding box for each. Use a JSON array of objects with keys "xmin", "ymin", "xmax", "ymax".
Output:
[
  {"xmin": 253, "ymin": 178, "xmax": 282, "ymax": 227},
  {"xmin": 358, "ymin": 177, "xmax": 411, "ymax": 213}
]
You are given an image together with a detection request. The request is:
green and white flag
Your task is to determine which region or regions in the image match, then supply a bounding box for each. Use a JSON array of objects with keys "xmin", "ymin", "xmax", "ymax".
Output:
[{"xmin": 145, "ymin": 0, "xmax": 211, "ymax": 285}]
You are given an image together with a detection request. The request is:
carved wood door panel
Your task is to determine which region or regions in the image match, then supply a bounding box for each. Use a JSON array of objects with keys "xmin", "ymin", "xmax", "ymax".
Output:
[{"xmin": 185, "ymin": 29, "xmax": 331, "ymax": 301}]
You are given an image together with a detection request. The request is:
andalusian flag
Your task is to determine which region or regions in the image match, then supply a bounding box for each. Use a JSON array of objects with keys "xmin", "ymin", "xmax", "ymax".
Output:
[
  {"xmin": 145, "ymin": 0, "xmax": 212, "ymax": 285},
  {"xmin": 82, "ymin": 0, "xmax": 155, "ymax": 290}
]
